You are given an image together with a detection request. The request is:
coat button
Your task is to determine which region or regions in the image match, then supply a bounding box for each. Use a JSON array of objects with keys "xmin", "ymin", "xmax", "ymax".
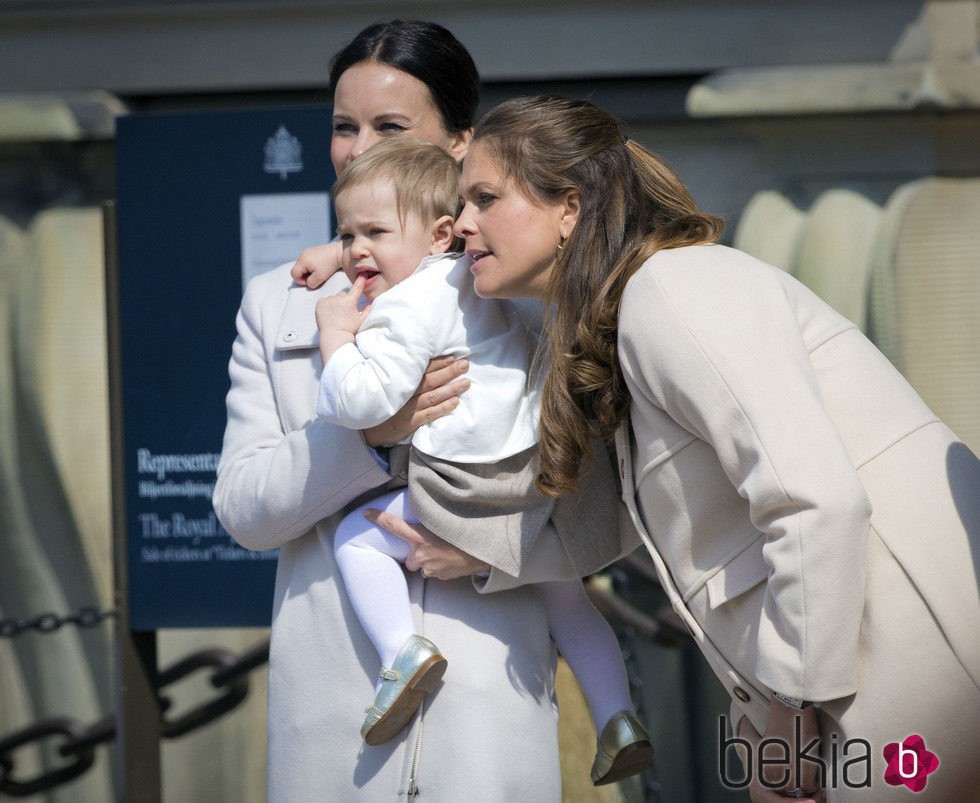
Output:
[
  {"xmin": 733, "ymin": 686, "xmax": 751, "ymax": 703},
  {"xmin": 283, "ymin": 330, "xmax": 297, "ymax": 342}
]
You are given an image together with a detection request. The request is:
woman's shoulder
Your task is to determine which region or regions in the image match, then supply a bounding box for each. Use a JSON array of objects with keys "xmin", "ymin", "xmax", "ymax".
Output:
[
  {"xmin": 627, "ymin": 243, "xmax": 786, "ymax": 301},
  {"xmin": 637, "ymin": 242, "xmax": 774, "ymax": 277},
  {"xmin": 241, "ymin": 261, "xmax": 302, "ymax": 305},
  {"xmin": 620, "ymin": 244, "xmax": 801, "ymax": 343}
]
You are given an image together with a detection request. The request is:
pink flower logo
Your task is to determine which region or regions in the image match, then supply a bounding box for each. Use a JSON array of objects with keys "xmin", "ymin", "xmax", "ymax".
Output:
[{"xmin": 882, "ymin": 734, "xmax": 939, "ymax": 792}]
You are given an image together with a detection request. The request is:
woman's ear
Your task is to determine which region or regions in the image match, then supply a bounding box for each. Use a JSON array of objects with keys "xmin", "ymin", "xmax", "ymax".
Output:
[
  {"xmin": 448, "ymin": 128, "xmax": 473, "ymax": 162},
  {"xmin": 560, "ymin": 190, "xmax": 581, "ymax": 238},
  {"xmin": 430, "ymin": 215, "xmax": 457, "ymax": 254}
]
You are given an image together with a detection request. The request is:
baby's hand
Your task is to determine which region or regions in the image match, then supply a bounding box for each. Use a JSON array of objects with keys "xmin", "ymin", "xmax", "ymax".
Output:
[
  {"xmin": 291, "ymin": 241, "xmax": 344, "ymax": 288},
  {"xmin": 316, "ymin": 276, "xmax": 371, "ymax": 360},
  {"xmin": 290, "ymin": 261, "xmax": 314, "ymax": 286}
]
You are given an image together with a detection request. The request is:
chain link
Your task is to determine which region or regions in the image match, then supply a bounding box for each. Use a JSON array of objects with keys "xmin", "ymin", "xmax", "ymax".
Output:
[
  {"xmin": 0, "ymin": 637, "xmax": 270, "ymax": 797},
  {"xmin": 157, "ymin": 648, "xmax": 255, "ymax": 739},
  {"xmin": 0, "ymin": 718, "xmax": 96, "ymax": 797},
  {"xmin": 0, "ymin": 607, "xmax": 114, "ymax": 639}
]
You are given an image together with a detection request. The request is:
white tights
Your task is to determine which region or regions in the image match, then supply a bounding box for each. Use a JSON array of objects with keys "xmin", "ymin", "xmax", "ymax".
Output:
[{"xmin": 334, "ymin": 489, "xmax": 635, "ymax": 730}]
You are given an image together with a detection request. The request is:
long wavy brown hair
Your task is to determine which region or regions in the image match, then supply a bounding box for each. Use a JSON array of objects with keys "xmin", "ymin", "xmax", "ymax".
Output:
[{"xmin": 472, "ymin": 96, "xmax": 724, "ymax": 496}]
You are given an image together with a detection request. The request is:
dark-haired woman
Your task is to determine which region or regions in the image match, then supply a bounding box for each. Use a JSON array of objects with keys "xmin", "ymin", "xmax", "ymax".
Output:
[
  {"xmin": 213, "ymin": 26, "xmax": 595, "ymax": 801},
  {"xmin": 443, "ymin": 95, "xmax": 980, "ymax": 802}
]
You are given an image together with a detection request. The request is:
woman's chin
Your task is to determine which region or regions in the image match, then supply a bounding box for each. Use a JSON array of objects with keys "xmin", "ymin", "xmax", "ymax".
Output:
[{"xmin": 472, "ymin": 276, "xmax": 499, "ymax": 299}]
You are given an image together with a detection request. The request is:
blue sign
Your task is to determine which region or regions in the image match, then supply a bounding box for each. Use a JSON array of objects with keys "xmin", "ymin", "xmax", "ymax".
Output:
[{"xmin": 115, "ymin": 107, "xmax": 336, "ymax": 628}]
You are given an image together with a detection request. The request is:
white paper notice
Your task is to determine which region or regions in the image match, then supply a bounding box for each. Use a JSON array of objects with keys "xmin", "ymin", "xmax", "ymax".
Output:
[{"xmin": 240, "ymin": 192, "xmax": 331, "ymax": 288}]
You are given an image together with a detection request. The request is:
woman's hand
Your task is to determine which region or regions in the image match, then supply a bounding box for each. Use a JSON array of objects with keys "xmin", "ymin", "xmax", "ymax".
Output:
[
  {"xmin": 364, "ymin": 508, "xmax": 490, "ymax": 580},
  {"xmin": 291, "ymin": 241, "xmax": 344, "ymax": 288},
  {"xmin": 735, "ymin": 705, "xmax": 825, "ymax": 802},
  {"xmin": 361, "ymin": 356, "xmax": 470, "ymax": 447}
]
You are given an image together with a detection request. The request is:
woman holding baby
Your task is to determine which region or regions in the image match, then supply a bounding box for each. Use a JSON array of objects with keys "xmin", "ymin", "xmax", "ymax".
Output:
[{"xmin": 214, "ymin": 19, "xmax": 635, "ymax": 802}]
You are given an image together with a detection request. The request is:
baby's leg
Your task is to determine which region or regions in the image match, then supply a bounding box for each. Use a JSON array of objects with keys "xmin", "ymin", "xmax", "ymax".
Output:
[
  {"xmin": 535, "ymin": 579, "xmax": 634, "ymax": 732},
  {"xmin": 334, "ymin": 489, "xmax": 418, "ymax": 669}
]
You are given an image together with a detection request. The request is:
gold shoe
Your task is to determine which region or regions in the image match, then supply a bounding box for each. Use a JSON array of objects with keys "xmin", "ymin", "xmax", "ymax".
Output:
[
  {"xmin": 590, "ymin": 710, "xmax": 654, "ymax": 786},
  {"xmin": 361, "ymin": 634, "xmax": 447, "ymax": 746}
]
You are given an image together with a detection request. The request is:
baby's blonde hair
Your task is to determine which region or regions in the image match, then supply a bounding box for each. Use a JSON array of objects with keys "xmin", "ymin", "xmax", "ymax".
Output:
[{"xmin": 333, "ymin": 137, "xmax": 462, "ymax": 236}]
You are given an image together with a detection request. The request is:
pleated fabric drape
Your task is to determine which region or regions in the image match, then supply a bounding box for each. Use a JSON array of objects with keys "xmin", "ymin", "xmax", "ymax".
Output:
[{"xmin": 0, "ymin": 207, "xmax": 268, "ymax": 803}]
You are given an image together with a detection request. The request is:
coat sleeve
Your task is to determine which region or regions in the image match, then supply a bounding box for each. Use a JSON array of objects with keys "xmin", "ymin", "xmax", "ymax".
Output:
[
  {"xmin": 617, "ymin": 252, "xmax": 871, "ymax": 702},
  {"xmin": 316, "ymin": 288, "xmax": 441, "ymax": 429},
  {"xmin": 212, "ymin": 272, "xmax": 392, "ymax": 551}
]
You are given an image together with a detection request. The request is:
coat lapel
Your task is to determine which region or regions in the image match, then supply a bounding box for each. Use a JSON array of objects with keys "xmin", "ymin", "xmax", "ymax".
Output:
[{"xmin": 276, "ymin": 269, "xmax": 351, "ymax": 351}]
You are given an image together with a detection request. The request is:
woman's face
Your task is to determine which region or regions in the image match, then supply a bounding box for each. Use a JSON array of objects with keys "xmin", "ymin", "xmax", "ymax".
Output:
[
  {"xmin": 330, "ymin": 61, "xmax": 469, "ymax": 174},
  {"xmin": 455, "ymin": 140, "xmax": 577, "ymax": 300}
]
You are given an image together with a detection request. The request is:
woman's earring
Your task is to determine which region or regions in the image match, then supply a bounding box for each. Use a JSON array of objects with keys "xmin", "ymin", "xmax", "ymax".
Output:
[{"xmin": 557, "ymin": 234, "xmax": 567, "ymax": 253}]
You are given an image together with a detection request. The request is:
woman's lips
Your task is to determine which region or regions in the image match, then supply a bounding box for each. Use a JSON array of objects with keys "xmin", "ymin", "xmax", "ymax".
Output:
[{"xmin": 467, "ymin": 250, "xmax": 491, "ymax": 270}]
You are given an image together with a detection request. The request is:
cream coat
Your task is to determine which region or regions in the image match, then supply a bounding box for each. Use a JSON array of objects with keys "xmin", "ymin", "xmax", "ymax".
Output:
[
  {"xmin": 615, "ymin": 244, "xmax": 980, "ymax": 801},
  {"xmin": 213, "ymin": 264, "xmax": 580, "ymax": 802}
]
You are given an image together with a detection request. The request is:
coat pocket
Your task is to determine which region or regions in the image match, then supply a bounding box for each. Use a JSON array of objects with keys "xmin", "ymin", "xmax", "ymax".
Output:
[{"xmin": 704, "ymin": 538, "xmax": 769, "ymax": 610}]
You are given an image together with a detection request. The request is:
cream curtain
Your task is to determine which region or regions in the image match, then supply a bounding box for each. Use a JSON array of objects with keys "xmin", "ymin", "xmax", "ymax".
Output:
[{"xmin": 0, "ymin": 207, "xmax": 268, "ymax": 803}]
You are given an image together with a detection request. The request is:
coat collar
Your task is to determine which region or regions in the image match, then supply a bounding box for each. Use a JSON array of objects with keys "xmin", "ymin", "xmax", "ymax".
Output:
[{"xmin": 275, "ymin": 269, "xmax": 351, "ymax": 350}]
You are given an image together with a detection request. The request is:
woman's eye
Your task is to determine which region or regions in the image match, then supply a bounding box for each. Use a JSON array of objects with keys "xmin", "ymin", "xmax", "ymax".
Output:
[
  {"xmin": 477, "ymin": 193, "xmax": 496, "ymax": 207},
  {"xmin": 333, "ymin": 122, "xmax": 357, "ymax": 136},
  {"xmin": 378, "ymin": 122, "xmax": 407, "ymax": 135}
]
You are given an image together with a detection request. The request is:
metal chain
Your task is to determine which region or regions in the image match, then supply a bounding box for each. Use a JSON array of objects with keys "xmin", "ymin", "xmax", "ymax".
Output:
[
  {"xmin": 0, "ymin": 607, "xmax": 114, "ymax": 639},
  {"xmin": 0, "ymin": 564, "xmax": 683, "ymax": 797},
  {"xmin": 0, "ymin": 638, "xmax": 270, "ymax": 797}
]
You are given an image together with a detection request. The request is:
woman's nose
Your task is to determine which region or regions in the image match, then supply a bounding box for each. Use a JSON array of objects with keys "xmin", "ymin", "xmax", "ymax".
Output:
[
  {"xmin": 454, "ymin": 205, "xmax": 475, "ymax": 238},
  {"xmin": 350, "ymin": 129, "xmax": 379, "ymax": 162}
]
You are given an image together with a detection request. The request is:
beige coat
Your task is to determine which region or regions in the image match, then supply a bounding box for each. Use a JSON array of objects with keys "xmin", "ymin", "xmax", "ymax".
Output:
[
  {"xmin": 213, "ymin": 264, "xmax": 584, "ymax": 802},
  {"xmin": 615, "ymin": 244, "xmax": 980, "ymax": 801}
]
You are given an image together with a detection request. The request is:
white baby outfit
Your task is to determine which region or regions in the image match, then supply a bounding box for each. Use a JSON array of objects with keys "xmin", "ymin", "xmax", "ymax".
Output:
[{"xmin": 317, "ymin": 252, "xmax": 539, "ymax": 463}]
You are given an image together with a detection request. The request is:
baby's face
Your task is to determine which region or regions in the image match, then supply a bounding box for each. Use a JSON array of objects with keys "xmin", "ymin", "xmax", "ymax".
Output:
[{"xmin": 335, "ymin": 179, "xmax": 436, "ymax": 301}]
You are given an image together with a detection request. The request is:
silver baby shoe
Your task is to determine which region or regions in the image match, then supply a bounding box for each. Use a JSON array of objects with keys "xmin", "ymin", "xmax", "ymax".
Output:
[
  {"xmin": 361, "ymin": 634, "xmax": 447, "ymax": 745},
  {"xmin": 590, "ymin": 710, "xmax": 654, "ymax": 786}
]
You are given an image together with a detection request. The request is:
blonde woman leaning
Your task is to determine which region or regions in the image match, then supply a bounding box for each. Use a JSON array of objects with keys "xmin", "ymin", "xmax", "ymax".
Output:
[{"xmin": 374, "ymin": 95, "xmax": 979, "ymax": 802}]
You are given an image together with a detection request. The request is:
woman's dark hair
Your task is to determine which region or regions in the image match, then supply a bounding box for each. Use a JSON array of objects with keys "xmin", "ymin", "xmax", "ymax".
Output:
[{"xmin": 329, "ymin": 20, "xmax": 480, "ymax": 134}]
